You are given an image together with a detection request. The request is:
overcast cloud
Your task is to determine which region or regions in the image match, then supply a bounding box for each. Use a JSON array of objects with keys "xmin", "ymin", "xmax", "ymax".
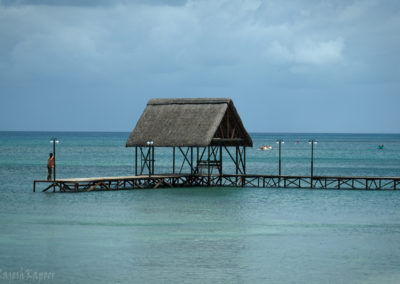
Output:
[{"xmin": 0, "ymin": 0, "xmax": 399, "ymax": 132}]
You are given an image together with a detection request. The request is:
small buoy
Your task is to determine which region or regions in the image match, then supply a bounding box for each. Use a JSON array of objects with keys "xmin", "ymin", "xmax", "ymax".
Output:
[{"xmin": 260, "ymin": 145, "xmax": 273, "ymax": 151}]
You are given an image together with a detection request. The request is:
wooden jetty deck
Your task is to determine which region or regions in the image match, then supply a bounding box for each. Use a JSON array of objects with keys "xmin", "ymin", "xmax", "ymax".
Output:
[{"xmin": 33, "ymin": 174, "xmax": 400, "ymax": 192}]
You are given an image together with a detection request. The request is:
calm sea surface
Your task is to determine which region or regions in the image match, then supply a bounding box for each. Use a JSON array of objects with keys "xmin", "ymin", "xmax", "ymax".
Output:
[{"xmin": 0, "ymin": 132, "xmax": 400, "ymax": 283}]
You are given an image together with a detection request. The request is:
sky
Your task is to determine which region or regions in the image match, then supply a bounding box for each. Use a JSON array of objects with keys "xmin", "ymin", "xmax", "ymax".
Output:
[{"xmin": 0, "ymin": 0, "xmax": 399, "ymax": 133}]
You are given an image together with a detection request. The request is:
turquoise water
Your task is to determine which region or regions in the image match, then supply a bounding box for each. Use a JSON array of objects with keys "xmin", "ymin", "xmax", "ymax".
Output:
[{"xmin": 1, "ymin": 132, "xmax": 400, "ymax": 283}]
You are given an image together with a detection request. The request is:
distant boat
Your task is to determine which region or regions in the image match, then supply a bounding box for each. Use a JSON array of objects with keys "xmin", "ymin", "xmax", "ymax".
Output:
[
  {"xmin": 377, "ymin": 144, "xmax": 384, "ymax": 149},
  {"xmin": 260, "ymin": 145, "xmax": 273, "ymax": 151}
]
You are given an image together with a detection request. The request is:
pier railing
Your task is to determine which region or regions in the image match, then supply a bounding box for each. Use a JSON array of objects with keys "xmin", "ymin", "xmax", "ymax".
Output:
[{"xmin": 34, "ymin": 174, "xmax": 400, "ymax": 192}]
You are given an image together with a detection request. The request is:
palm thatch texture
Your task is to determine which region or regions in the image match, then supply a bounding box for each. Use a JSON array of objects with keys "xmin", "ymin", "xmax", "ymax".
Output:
[{"xmin": 126, "ymin": 98, "xmax": 253, "ymax": 147}]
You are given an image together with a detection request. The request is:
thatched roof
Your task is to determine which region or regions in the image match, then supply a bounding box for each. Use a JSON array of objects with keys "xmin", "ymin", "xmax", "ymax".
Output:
[{"xmin": 126, "ymin": 98, "xmax": 253, "ymax": 147}]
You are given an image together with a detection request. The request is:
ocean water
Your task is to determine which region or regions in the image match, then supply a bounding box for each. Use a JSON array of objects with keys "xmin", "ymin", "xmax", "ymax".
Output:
[{"xmin": 0, "ymin": 132, "xmax": 400, "ymax": 283}]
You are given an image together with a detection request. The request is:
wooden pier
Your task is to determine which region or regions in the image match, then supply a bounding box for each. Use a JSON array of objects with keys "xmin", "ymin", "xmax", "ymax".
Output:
[
  {"xmin": 34, "ymin": 174, "xmax": 400, "ymax": 192},
  {"xmin": 34, "ymin": 99, "xmax": 400, "ymax": 193}
]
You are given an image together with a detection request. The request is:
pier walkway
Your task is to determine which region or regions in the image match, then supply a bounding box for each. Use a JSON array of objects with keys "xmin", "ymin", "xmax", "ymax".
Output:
[{"xmin": 34, "ymin": 174, "xmax": 400, "ymax": 192}]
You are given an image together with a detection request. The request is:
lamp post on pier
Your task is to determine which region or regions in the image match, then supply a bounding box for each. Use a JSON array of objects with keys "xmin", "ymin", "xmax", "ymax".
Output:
[
  {"xmin": 309, "ymin": 139, "xmax": 317, "ymax": 188},
  {"xmin": 276, "ymin": 139, "xmax": 284, "ymax": 177},
  {"xmin": 50, "ymin": 138, "xmax": 59, "ymax": 181}
]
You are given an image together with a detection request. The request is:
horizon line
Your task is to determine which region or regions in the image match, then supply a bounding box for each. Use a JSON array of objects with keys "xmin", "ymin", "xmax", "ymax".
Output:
[{"xmin": 1, "ymin": 130, "xmax": 399, "ymax": 135}]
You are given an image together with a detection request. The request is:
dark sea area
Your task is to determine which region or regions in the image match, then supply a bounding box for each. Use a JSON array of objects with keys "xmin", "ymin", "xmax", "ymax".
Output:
[{"xmin": 0, "ymin": 132, "xmax": 400, "ymax": 283}]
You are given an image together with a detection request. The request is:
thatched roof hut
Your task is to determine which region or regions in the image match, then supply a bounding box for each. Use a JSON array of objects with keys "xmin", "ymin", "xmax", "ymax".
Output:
[{"xmin": 126, "ymin": 98, "xmax": 252, "ymax": 147}]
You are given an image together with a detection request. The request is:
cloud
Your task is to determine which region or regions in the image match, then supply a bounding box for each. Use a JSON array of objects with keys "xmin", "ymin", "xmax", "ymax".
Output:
[
  {"xmin": 266, "ymin": 38, "xmax": 344, "ymax": 65},
  {"xmin": 0, "ymin": 0, "xmax": 399, "ymax": 131},
  {"xmin": 0, "ymin": 0, "xmax": 187, "ymax": 7},
  {"xmin": 0, "ymin": 0, "xmax": 397, "ymax": 84},
  {"xmin": 0, "ymin": 1, "xmax": 394, "ymax": 92},
  {"xmin": 0, "ymin": 0, "xmax": 350, "ymax": 81}
]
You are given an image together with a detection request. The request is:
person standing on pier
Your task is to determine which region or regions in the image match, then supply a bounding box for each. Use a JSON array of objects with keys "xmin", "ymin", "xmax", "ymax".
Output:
[{"xmin": 47, "ymin": 153, "xmax": 55, "ymax": 181}]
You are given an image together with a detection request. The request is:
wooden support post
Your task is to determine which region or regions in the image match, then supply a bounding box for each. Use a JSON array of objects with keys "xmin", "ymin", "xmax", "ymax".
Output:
[
  {"xmin": 135, "ymin": 146, "xmax": 138, "ymax": 176},
  {"xmin": 190, "ymin": 146, "xmax": 193, "ymax": 175},
  {"xmin": 196, "ymin": 147, "xmax": 199, "ymax": 173},
  {"xmin": 152, "ymin": 145, "xmax": 155, "ymax": 175},
  {"xmin": 33, "ymin": 181, "xmax": 36, "ymax": 192},
  {"xmin": 235, "ymin": 146, "xmax": 237, "ymax": 175},
  {"xmin": 243, "ymin": 147, "xmax": 246, "ymax": 175},
  {"xmin": 173, "ymin": 147, "xmax": 175, "ymax": 174},
  {"xmin": 148, "ymin": 145, "xmax": 151, "ymax": 177},
  {"xmin": 235, "ymin": 146, "xmax": 238, "ymax": 185},
  {"xmin": 219, "ymin": 145, "xmax": 223, "ymax": 186},
  {"xmin": 207, "ymin": 146, "xmax": 210, "ymax": 187},
  {"xmin": 139, "ymin": 147, "xmax": 143, "ymax": 175}
]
